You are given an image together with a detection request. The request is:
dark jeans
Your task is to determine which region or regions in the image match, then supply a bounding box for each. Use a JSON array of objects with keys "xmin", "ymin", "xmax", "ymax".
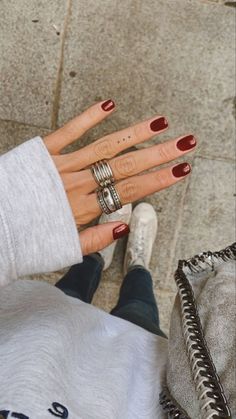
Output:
[{"xmin": 55, "ymin": 253, "xmax": 166, "ymax": 338}]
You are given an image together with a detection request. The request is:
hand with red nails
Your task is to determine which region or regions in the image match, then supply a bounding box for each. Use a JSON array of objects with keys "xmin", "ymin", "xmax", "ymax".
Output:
[{"xmin": 43, "ymin": 100, "xmax": 197, "ymax": 256}]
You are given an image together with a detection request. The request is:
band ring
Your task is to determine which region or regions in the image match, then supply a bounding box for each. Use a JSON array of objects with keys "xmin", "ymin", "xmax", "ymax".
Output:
[
  {"xmin": 97, "ymin": 190, "xmax": 111, "ymax": 214},
  {"xmin": 96, "ymin": 184, "xmax": 122, "ymax": 214},
  {"xmin": 91, "ymin": 160, "xmax": 115, "ymax": 188},
  {"xmin": 107, "ymin": 184, "xmax": 122, "ymax": 210},
  {"xmin": 102, "ymin": 187, "xmax": 117, "ymax": 211}
]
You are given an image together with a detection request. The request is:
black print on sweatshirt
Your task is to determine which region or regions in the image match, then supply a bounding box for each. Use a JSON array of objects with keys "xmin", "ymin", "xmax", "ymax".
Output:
[
  {"xmin": 48, "ymin": 403, "xmax": 68, "ymax": 418},
  {"xmin": 0, "ymin": 403, "xmax": 69, "ymax": 418},
  {"xmin": 0, "ymin": 412, "xmax": 29, "ymax": 419}
]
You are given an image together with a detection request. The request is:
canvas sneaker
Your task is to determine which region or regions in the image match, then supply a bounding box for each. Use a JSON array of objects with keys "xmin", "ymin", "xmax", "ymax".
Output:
[
  {"xmin": 123, "ymin": 202, "xmax": 158, "ymax": 275},
  {"xmin": 98, "ymin": 204, "xmax": 132, "ymax": 270}
]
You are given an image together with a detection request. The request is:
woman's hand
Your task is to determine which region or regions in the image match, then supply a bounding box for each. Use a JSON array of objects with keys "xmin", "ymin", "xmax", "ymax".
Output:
[{"xmin": 43, "ymin": 100, "xmax": 196, "ymax": 255}]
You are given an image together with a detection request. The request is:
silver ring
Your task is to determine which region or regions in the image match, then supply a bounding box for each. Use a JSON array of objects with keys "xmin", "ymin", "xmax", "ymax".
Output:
[
  {"xmin": 106, "ymin": 184, "xmax": 122, "ymax": 210},
  {"xmin": 91, "ymin": 160, "xmax": 115, "ymax": 188},
  {"xmin": 102, "ymin": 187, "xmax": 117, "ymax": 211},
  {"xmin": 96, "ymin": 184, "xmax": 122, "ymax": 214},
  {"xmin": 97, "ymin": 189, "xmax": 111, "ymax": 214}
]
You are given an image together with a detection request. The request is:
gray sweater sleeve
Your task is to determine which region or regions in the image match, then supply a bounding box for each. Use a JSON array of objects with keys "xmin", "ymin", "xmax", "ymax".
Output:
[{"xmin": 0, "ymin": 136, "xmax": 83, "ymax": 287}]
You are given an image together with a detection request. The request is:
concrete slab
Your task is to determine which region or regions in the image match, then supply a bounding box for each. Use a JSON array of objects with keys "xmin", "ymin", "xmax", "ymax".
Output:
[
  {"xmin": 0, "ymin": 0, "xmax": 67, "ymax": 128},
  {"xmin": 58, "ymin": 0, "xmax": 234, "ymax": 160},
  {"xmin": 92, "ymin": 281, "xmax": 120, "ymax": 314},
  {"xmin": 0, "ymin": 120, "xmax": 50, "ymax": 154},
  {"xmin": 155, "ymin": 290, "xmax": 176, "ymax": 336},
  {"xmin": 174, "ymin": 157, "xmax": 235, "ymax": 262}
]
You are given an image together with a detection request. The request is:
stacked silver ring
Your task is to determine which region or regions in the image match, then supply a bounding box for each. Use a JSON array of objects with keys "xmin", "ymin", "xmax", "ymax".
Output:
[
  {"xmin": 91, "ymin": 160, "xmax": 115, "ymax": 188},
  {"xmin": 90, "ymin": 160, "xmax": 122, "ymax": 214},
  {"xmin": 97, "ymin": 185, "xmax": 122, "ymax": 214}
]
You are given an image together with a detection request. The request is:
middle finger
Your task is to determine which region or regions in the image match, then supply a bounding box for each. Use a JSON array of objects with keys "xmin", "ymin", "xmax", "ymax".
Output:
[{"xmin": 61, "ymin": 134, "xmax": 196, "ymax": 193}]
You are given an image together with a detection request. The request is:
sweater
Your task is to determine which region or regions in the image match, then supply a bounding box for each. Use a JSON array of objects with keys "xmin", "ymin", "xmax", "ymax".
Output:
[{"xmin": 0, "ymin": 137, "xmax": 167, "ymax": 419}]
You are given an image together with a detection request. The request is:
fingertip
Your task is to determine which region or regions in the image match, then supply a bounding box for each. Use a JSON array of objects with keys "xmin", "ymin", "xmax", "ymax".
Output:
[
  {"xmin": 172, "ymin": 162, "xmax": 191, "ymax": 178},
  {"xmin": 176, "ymin": 134, "xmax": 197, "ymax": 152},
  {"xmin": 113, "ymin": 223, "xmax": 130, "ymax": 240},
  {"xmin": 149, "ymin": 116, "xmax": 169, "ymax": 133},
  {"xmin": 101, "ymin": 99, "xmax": 116, "ymax": 112}
]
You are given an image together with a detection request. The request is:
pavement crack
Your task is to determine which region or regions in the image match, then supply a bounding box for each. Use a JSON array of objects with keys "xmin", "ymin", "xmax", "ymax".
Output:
[
  {"xmin": 224, "ymin": 1, "xmax": 236, "ymax": 7},
  {"xmin": 51, "ymin": 0, "xmax": 72, "ymax": 130}
]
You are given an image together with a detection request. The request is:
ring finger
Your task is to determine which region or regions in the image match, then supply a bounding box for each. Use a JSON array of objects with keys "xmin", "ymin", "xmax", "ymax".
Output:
[{"xmin": 68, "ymin": 162, "xmax": 191, "ymax": 225}]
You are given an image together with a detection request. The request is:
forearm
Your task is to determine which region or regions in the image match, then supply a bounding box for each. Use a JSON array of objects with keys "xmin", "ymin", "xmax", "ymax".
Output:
[{"xmin": 0, "ymin": 136, "xmax": 82, "ymax": 287}]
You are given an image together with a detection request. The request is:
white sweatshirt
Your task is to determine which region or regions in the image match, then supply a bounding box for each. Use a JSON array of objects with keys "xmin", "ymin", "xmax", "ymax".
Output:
[{"xmin": 0, "ymin": 137, "xmax": 167, "ymax": 419}]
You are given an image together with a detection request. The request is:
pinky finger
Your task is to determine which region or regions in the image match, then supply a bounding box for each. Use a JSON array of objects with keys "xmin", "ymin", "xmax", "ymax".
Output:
[{"xmin": 116, "ymin": 162, "xmax": 191, "ymax": 204}]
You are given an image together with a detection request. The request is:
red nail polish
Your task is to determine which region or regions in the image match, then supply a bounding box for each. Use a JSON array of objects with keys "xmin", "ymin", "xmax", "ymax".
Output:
[
  {"xmin": 101, "ymin": 99, "xmax": 115, "ymax": 112},
  {"xmin": 176, "ymin": 135, "xmax": 197, "ymax": 151},
  {"xmin": 113, "ymin": 224, "xmax": 130, "ymax": 240},
  {"xmin": 150, "ymin": 117, "xmax": 168, "ymax": 132},
  {"xmin": 172, "ymin": 162, "xmax": 191, "ymax": 178}
]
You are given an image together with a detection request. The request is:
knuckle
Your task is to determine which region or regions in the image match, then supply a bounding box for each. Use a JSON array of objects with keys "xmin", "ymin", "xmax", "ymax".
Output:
[
  {"xmin": 131, "ymin": 124, "xmax": 140, "ymax": 140},
  {"xmin": 132, "ymin": 122, "xmax": 147, "ymax": 141},
  {"xmin": 157, "ymin": 144, "xmax": 169, "ymax": 161},
  {"xmin": 82, "ymin": 236, "xmax": 90, "ymax": 255},
  {"xmin": 119, "ymin": 181, "xmax": 139, "ymax": 202},
  {"xmin": 76, "ymin": 112, "xmax": 92, "ymax": 133},
  {"xmin": 89, "ymin": 231, "xmax": 99, "ymax": 252},
  {"xmin": 81, "ymin": 228, "xmax": 103, "ymax": 255},
  {"xmin": 93, "ymin": 137, "xmax": 115, "ymax": 159},
  {"xmin": 82, "ymin": 107, "xmax": 96, "ymax": 127},
  {"xmin": 87, "ymin": 106, "xmax": 95, "ymax": 119},
  {"xmin": 77, "ymin": 199, "xmax": 98, "ymax": 225},
  {"xmin": 155, "ymin": 171, "xmax": 169, "ymax": 189},
  {"xmin": 77, "ymin": 212, "xmax": 90, "ymax": 225},
  {"xmin": 114, "ymin": 155, "xmax": 137, "ymax": 177},
  {"xmin": 83, "ymin": 233, "xmax": 96, "ymax": 255}
]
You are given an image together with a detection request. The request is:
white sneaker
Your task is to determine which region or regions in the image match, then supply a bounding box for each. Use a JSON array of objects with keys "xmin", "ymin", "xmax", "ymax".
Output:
[
  {"xmin": 98, "ymin": 204, "xmax": 132, "ymax": 270},
  {"xmin": 123, "ymin": 203, "xmax": 158, "ymax": 275}
]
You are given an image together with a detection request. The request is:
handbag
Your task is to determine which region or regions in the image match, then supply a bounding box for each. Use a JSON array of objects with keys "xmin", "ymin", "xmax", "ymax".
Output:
[{"xmin": 159, "ymin": 243, "xmax": 236, "ymax": 418}]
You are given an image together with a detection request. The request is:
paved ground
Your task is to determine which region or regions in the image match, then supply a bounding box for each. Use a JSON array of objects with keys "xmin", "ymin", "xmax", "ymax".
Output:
[{"xmin": 0, "ymin": 0, "xmax": 235, "ymax": 334}]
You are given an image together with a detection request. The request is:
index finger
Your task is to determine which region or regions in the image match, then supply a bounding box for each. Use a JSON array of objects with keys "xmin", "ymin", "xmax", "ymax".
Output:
[
  {"xmin": 53, "ymin": 115, "xmax": 168, "ymax": 172},
  {"xmin": 43, "ymin": 99, "xmax": 115, "ymax": 155}
]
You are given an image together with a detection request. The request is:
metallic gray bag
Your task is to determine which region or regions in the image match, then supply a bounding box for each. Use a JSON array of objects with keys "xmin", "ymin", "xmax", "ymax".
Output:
[{"xmin": 160, "ymin": 243, "xmax": 236, "ymax": 419}]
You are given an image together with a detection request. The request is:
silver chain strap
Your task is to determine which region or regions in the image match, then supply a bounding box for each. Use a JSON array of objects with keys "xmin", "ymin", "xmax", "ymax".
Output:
[{"xmin": 159, "ymin": 243, "xmax": 236, "ymax": 419}]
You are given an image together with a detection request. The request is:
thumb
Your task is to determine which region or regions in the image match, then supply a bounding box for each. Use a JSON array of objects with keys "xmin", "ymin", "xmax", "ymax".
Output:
[{"xmin": 79, "ymin": 222, "xmax": 130, "ymax": 256}]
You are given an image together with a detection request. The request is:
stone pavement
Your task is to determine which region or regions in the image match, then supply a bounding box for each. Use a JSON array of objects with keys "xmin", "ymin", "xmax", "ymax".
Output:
[{"xmin": 0, "ymin": 0, "xmax": 235, "ymax": 334}]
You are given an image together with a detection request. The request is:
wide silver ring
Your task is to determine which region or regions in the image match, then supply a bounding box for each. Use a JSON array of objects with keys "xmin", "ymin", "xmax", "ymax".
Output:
[
  {"xmin": 97, "ymin": 184, "xmax": 122, "ymax": 214},
  {"xmin": 91, "ymin": 160, "xmax": 115, "ymax": 188}
]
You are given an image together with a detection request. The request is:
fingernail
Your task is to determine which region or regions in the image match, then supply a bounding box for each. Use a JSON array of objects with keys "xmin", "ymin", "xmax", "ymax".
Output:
[
  {"xmin": 101, "ymin": 99, "xmax": 115, "ymax": 112},
  {"xmin": 113, "ymin": 224, "xmax": 130, "ymax": 240},
  {"xmin": 172, "ymin": 162, "xmax": 191, "ymax": 178},
  {"xmin": 150, "ymin": 117, "xmax": 168, "ymax": 132},
  {"xmin": 176, "ymin": 135, "xmax": 197, "ymax": 151}
]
